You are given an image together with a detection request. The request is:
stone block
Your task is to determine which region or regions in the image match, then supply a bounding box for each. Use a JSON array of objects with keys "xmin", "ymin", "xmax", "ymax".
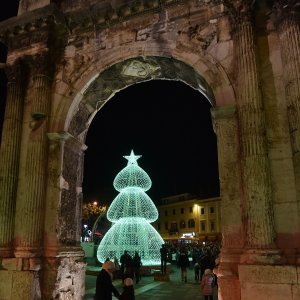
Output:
[
  {"xmin": 29, "ymin": 258, "xmax": 41, "ymax": 271},
  {"xmin": 241, "ymin": 282, "xmax": 292, "ymax": 300},
  {"xmin": 11, "ymin": 271, "xmax": 36, "ymax": 300},
  {"xmin": 239, "ymin": 264, "xmax": 297, "ymax": 284},
  {"xmin": 1, "ymin": 258, "xmax": 19, "ymax": 271},
  {"xmin": 0, "ymin": 270, "xmax": 13, "ymax": 300},
  {"xmin": 292, "ymin": 284, "xmax": 300, "ymax": 300}
]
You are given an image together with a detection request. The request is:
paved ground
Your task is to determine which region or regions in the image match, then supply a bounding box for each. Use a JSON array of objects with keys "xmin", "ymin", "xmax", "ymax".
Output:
[{"xmin": 84, "ymin": 263, "xmax": 218, "ymax": 300}]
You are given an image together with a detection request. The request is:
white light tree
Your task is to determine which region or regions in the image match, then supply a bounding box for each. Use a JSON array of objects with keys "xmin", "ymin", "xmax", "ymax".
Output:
[{"xmin": 97, "ymin": 150, "xmax": 164, "ymax": 265}]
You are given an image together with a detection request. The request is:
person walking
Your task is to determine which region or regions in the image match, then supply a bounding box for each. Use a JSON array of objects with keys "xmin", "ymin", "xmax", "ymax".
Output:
[
  {"xmin": 119, "ymin": 277, "xmax": 135, "ymax": 300},
  {"xmin": 177, "ymin": 248, "xmax": 190, "ymax": 283},
  {"xmin": 200, "ymin": 268, "xmax": 215, "ymax": 300},
  {"xmin": 160, "ymin": 244, "xmax": 168, "ymax": 274},
  {"xmin": 133, "ymin": 251, "xmax": 142, "ymax": 284},
  {"xmin": 94, "ymin": 261, "xmax": 120, "ymax": 300}
]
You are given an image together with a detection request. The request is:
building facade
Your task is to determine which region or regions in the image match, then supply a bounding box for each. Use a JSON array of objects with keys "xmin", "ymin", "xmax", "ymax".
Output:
[
  {"xmin": 154, "ymin": 193, "xmax": 221, "ymax": 243},
  {"xmin": 0, "ymin": 1, "xmax": 299, "ymax": 299}
]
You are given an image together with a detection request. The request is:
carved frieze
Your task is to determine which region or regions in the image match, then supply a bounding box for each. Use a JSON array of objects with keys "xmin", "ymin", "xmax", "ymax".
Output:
[{"xmin": 121, "ymin": 59, "xmax": 160, "ymax": 78}]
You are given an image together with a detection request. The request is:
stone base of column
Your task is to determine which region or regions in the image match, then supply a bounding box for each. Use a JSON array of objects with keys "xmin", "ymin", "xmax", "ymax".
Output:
[
  {"xmin": 0, "ymin": 270, "xmax": 41, "ymax": 300},
  {"xmin": 42, "ymin": 246, "xmax": 86, "ymax": 300},
  {"xmin": 14, "ymin": 246, "xmax": 42, "ymax": 258},
  {"xmin": 239, "ymin": 264, "xmax": 300, "ymax": 300},
  {"xmin": 215, "ymin": 248, "xmax": 243, "ymax": 300},
  {"xmin": 0, "ymin": 247, "xmax": 13, "ymax": 258},
  {"xmin": 240, "ymin": 248, "xmax": 286, "ymax": 265},
  {"xmin": 217, "ymin": 275, "xmax": 241, "ymax": 300}
]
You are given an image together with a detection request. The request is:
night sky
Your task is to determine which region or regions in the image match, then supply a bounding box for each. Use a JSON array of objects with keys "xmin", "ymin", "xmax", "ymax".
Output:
[
  {"xmin": 0, "ymin": 2, "xmax": 220, "ymax": 206},
  {"xmin": 83, "ymin": 80, "xmax": 219, "ymax": 205}
]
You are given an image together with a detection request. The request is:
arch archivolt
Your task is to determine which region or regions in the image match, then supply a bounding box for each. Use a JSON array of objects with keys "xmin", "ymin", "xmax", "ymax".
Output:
[{"xmin": 51, "ymin": 43, "xmax": 236, "ymax": 139}]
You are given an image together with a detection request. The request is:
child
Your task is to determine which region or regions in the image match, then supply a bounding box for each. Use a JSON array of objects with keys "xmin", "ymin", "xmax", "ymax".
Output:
[
  {"xmin": 120, "ymin": 277, "xmax": 135, "ymax": 300},
  {"xmin": 200, "ymin": 268, "xmax": 215, "ymax": 300}
]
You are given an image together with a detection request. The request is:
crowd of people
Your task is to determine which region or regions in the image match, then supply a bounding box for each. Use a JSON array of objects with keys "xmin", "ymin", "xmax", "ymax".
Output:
[{"xmin": 94, "ymin": 241, "xmax": 220, "ymax": 300}]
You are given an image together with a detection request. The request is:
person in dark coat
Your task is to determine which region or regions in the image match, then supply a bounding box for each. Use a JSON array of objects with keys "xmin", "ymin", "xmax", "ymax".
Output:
[
  {"xmin": 160, "ymin": 244, "xmax": 168, "ymax": 274},
  {"xmin": 119, "ymin": 277, "xmax": 135, "ymax": 300},
  {"xmin": 177, "ymin": 249, "xmax": 190, "ymax": 283},
  {"xmin": 94, "ymin": 261, "xmax": 120, "ymax": 300},
  {"xmin": 132, "ymin": 251, "xmax": 142, "ymax": 284}
]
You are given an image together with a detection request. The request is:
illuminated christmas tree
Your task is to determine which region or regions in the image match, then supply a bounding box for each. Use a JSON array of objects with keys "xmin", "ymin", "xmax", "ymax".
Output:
[{"xmin": 97, "ymin": 150, "xmax": 164, "ymax": 265}]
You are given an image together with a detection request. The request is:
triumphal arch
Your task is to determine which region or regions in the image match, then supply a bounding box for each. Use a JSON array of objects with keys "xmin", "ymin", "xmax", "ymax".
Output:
[{"xmin": 0, "ymin": 0, "xmax": 299, "ymax": 299}]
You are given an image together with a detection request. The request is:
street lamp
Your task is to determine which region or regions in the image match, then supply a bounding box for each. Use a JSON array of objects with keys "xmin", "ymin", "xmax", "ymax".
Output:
[{"xmin": 194, "ymin": 204, "xmax": 200, "ymax": 241}]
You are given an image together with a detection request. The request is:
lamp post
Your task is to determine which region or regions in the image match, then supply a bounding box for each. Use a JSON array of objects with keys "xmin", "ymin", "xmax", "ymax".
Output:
[{"xmin": 194, "ymin": 204, "xmax": 200, "ymax": 241}]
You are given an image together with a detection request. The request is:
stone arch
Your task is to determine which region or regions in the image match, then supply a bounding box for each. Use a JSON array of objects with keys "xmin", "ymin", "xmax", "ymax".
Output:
[
  {"xmin": 2, "ymin": 1, "xmax": 299, "ymax": 299},
  {"xmin": 61, "ymin": 55, "xmax": 235, "ymax": 141},
  {"xmin": 44, "ymin": 53, "xmax": 240, "ymax": 298}
]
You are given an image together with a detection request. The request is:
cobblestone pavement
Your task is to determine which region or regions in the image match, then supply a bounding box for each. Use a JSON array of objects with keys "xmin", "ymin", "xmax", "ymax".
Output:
[{"xmin": 84, "ymin": 264, "xmax": 218, "ymax": 300}]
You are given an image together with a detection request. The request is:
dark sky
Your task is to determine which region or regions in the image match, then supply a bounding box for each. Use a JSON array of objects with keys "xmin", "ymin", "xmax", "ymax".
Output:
[
  {"xmin": 83, "ymin": 80, "xmax": 219, "ymax": 205},
  {"xmin": 0, "ymin": 2, "xmax": 220, "ymax": 205}
]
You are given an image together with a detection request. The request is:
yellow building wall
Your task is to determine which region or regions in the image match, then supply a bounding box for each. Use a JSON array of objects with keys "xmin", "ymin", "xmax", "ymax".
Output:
[{"xmin": 153, "ymin": 195, "xmax": 221, "ymax": 242}]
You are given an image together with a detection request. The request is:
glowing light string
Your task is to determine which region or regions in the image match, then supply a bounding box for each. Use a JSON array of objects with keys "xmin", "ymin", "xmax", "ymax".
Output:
[{"xmin": 97, "ymin": 150, "xmax": 164, "ymax": 265}]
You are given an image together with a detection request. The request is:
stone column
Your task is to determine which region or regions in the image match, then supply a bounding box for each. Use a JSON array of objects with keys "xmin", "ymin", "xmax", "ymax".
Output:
[
  {"xmin": 274, "ymin": 2, "xmax": 300, "ymax": 204},
  {"xmin": 211, "ymin": 105, "xmax": 242, "ymax": 300},
  {"xmin": 229, "ymin": 1, "xmax": 278, "ymax": 262},
  {"xmin": 42, "ymin": 132, "xmax": 86, "ymax": 300},
  {"xmin": 14, "ymin": 53, "xmax": 52, "ymax": 258},
  {"xmin": 0, "ymin": 61, "xmax": 25, "ymax": 257}
]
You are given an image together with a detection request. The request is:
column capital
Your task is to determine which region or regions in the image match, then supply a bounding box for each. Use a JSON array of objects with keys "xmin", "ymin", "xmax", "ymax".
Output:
[
  {"xmin": 23, "ymin": 51, "xmax": 52, "ymax": 78},
  {"xmin": 223, "ymin": 0, "xmax": 254, "ymax": 26},
  {"xmin": 272, "ymin": 0, "xmax": 300, "ymax": 25},
  {"xmin": 5, "ymin": 60, "xmax": 24, "ymax": 83}
]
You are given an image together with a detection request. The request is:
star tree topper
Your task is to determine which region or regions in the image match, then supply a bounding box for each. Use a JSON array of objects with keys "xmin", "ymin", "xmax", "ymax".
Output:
[{"xmin": 124, "ymin": 150, "xmax": 141, "ymax": 165}]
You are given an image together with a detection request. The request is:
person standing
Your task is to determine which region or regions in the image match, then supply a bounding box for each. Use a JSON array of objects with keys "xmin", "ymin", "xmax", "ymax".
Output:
[
  {"xmin": 119, "ymin": 277, "xmax": 135, "ymax": 300},
  {"xmin": 194, "ymin": 262, "xmax": 200, "ymax": 282},
  {"xmin": 94, "ymin": 261, "xmax": 120, "ymax": 300},
  {"xmin": 120, "ymin": 250, "xmax": 128, "ymax": 275},
  {"xmin": 114, "ymin": 256, "xmax": 121, "ymax": 279},
  {"xmin": 123, "ymin": 252, "xmax": 134, "ymax": 281},
  {"xmin": 177, "ymin": 248, "xmax": 190, "ymax": 283},
  {"xmin": 200, "ymin": 268, "xmax": 215, "ymax": 300},
  {"xmin": 160, "ymin": 244, "xmax": 168, "ymax": 274},
  {"xmin": 133, "ymin": 251, "xmax": 142, "ymax": 284}
]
